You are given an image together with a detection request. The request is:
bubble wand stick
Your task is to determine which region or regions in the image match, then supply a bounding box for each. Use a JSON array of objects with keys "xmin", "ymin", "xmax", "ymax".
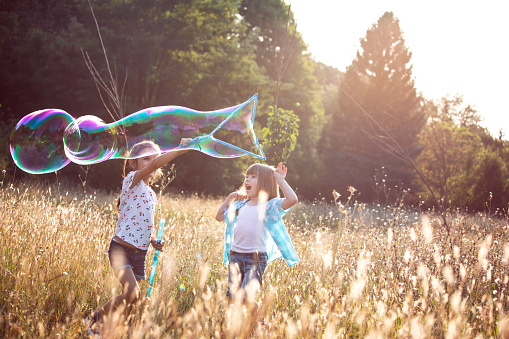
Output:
[{"xmin": 146, "ymin": 218, "xmax": 165, "ymax": 298}]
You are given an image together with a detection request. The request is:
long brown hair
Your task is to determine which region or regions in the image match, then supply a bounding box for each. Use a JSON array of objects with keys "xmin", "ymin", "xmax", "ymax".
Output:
[
  {"xmin": 241, "ymin": 163, "xmax": 279, "ymax": 201},
  {"xmin": 117, "ymin": 140, "xmax": 162, "ymax": 211}
]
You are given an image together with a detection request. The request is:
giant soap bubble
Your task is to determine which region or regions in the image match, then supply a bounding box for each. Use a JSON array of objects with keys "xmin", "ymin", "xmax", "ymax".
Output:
[
  {"xmin": 10, "ymin": 109, "xmax": 75, "ymax": 174},
  {"xmin": 10, "ymin": 94, "xmax": 265, "ymax": 174}
]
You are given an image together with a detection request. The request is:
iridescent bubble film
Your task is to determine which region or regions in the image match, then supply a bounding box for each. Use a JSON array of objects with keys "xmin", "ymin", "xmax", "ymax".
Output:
[
  {"xmin": 10, "ymin": 94, "xmax": 265, "ymax": 174},
  {"xmin": 10, "ymin": 109, "xmax": 74, "ymax": 174}
]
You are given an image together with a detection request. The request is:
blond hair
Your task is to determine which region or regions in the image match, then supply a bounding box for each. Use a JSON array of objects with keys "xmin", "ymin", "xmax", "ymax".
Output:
[
  {"xmin": 117, "ymin": 140, "xmax": 162, "ymax": 212},
  {"xmin": 239, "ymin": 163, "xmax": 279, "ymax": 201},
  {"xmin": 122, "ymin": 140, "xmax": 163, "ymax": 182}
]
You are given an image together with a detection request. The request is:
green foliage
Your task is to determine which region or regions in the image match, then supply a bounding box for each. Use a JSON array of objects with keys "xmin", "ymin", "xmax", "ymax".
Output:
[
  {"xmin": 416, "ymin": 118, "xmax": 483, "ymax": 207},
  {"xmin": 436, "ymin": 94, "xmax": 482, "ymax": 128},
  {"xmin": 0, "ymin": 2, "xmax": 98, "ymax": 118},
  {"xmin": 262, "ymin": 106, "xmax": 300, "ymax": 166},
  {"xmin": 471, "ymin": 150, "xmax": 509, "ymax": 212},
  {"xmin": 240, "ymin": 0, "xmax": 325, "ymax": 197},
  {"xmin": 0, "ymin": 0, "xmax": 332, "ymax": 198},
  {"xmin": 416, "ymin": 95, "xmax": 509, "ymax": 211},
  {"xmin": 11, "ymin": 0, "xmax": 504, "ymax": 211}
]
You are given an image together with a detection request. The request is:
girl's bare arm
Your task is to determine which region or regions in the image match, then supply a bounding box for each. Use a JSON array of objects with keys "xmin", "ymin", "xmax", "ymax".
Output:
[
  {"xmin": 215, "ymin": 192, "xmax": 247, "ymax": 221},
  {"xmin": 131, "ymin": 139, "xmax": 191, "ymax": 188},
  {"xmin": 274, "ymin": 162, "xmax": 298, "ymax": 210}
]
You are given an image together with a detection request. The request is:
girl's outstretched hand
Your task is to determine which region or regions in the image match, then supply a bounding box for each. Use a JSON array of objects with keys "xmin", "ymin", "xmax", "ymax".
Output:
[
  {"xmin": 180, "ymin": 138, "xmax": 193, "ymax": 147},
  {"xmin": 215, "ymin": 191, "xmax": 248, "ymax": 221},
  {"xmin": 275, "ymin": 162, "xmax": 298, "ymax": 209},
  {"xmin": 274, "ymin": 162, "xmax": 287, "ymax": 180}
]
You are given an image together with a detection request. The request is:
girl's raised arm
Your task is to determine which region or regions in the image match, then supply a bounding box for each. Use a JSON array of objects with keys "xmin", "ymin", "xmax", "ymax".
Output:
[
  {"xmin": 215, "ymin": 192, "xmax": 247, "ymax": 222},
  {"xmin": 274, "ymin": 162, "xmax": 298, "ymax": 210},
  {"xmin": 130, "ymin": 139, "xmax": 191, "ymax": 189}
]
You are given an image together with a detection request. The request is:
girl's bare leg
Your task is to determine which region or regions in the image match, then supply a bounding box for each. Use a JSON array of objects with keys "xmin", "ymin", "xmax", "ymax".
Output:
[{"xmin": 91, "ymin": 268, "xmax": 141, "ymax": 325}]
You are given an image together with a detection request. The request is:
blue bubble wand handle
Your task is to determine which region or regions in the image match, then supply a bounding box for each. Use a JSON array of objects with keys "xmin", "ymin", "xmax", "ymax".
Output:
[{"xmin": 146, "ymin": 218, "xmax": 165, "ymax": 298}]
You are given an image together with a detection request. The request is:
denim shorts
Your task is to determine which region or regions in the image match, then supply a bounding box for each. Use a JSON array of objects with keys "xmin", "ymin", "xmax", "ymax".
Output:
[
  {"xmin": 226, "ymin": 251, "xmax": 268, "ymax": 298},
  {"xmin": 108, "ymin": 239, "xmax": 148, "ymax": 280}
]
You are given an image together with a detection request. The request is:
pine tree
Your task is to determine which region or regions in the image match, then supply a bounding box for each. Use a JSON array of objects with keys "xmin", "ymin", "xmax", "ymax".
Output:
[{"xmin": 320, "ymin": 11, "xmax": 426, "ymax": 201}]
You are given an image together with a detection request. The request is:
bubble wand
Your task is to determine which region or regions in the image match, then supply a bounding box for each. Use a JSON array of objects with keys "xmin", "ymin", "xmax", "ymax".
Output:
[{"xmin": 146, "ymin": 218, "xmax": 165, "ymax": 299}]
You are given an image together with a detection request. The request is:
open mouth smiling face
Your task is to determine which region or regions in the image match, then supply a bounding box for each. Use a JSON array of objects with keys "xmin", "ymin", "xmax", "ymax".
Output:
[{"xmin": 244, "ymin": 174, "xmax": 258, "ymax": 197}]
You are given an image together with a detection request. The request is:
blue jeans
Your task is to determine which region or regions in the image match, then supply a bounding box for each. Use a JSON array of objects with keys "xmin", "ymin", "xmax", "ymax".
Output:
[
  {"xmin": 108, "ymin": 240, "xmax": 148, "ymax": 280},
  {"xmin": 226, "ymin": 251, "xmax": 267, "ymax": 299}
]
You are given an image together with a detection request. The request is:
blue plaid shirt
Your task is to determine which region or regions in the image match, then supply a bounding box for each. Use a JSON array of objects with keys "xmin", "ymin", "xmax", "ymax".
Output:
[{"xmin": 223, "ymin": 198, "xmax": 300, "ymax": 267}]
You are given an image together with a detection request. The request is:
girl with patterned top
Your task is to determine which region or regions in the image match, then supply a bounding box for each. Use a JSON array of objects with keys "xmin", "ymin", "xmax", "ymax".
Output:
[
  {"xmin": 215, "ymin": 162, "xmax": 299, "ymax": 309},
  {"xmin": 86, "ymin": 139, "xmax": 190, "ymax": 335}
]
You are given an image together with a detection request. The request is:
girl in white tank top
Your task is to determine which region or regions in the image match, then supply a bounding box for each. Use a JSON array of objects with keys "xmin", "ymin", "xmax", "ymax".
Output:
[{"xmin": 215, "ymin": 162, "xmax": 299, "ymax": 308}]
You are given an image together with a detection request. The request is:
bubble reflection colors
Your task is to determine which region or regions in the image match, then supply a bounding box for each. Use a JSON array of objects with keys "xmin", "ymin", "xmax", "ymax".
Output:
[
  {"xmin": 10, "ymin": 94, "xmax": 265, "ymax": 174},
  {"xmin": 10, "ymin": 109, "xmax": 74, "ymax": 174}
]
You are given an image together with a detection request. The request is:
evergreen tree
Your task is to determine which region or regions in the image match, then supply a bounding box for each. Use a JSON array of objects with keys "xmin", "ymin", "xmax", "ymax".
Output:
[{"xmin": 320, "ymin": 11, "xmax": 425, "ymax": 201}]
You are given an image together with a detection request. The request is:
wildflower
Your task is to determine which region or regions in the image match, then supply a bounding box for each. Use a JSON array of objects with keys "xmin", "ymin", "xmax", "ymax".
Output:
[
  {"xmin": 332, "ymin": 189, "xmax": 340, "ymax": 200},
  {"xmin": 387, "ymin": 228, "xmax": 393, "ymax": 244},
  {"xmin": 410, "ymin": 228, "xmax": 417, "ymax": 241},
  {"xmin": 421, "ymin": 216, "xmax": 433, "ymax": 243}
]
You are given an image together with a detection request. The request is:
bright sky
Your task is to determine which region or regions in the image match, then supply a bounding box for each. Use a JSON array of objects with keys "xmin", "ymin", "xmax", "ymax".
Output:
[{"xmin": 290, "ymin": 0, "xmax": 509, "ymax": 138}]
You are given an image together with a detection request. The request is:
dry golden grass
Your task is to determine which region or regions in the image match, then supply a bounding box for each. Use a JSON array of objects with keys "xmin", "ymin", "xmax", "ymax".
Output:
[{"xmin": 1, "ymin": 181, "xmax": 509, "ymax": 338}]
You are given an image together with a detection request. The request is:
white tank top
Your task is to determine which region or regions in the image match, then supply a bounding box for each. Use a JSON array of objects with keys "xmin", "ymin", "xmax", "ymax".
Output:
[{"xmin": 231, "ymin": 204, "xmax": 267, "ymax": 253}]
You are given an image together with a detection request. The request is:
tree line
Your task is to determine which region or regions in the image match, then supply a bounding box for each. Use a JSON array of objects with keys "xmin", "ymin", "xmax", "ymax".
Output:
[{"xmin": 1, "ymin": 1, "xmax": 507, "ymax": 212}]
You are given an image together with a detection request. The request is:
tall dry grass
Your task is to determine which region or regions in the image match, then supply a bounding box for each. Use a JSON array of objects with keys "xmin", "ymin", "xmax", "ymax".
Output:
[{"xmin": 1, "ymin": 181, "xmax": 509, "ymax": 338}]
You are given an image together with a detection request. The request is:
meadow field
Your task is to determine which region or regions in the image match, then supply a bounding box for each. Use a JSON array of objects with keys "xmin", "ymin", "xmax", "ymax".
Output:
[{"xmin": 1, "ymin": 181, "xmax": 509, "ymax": 338}]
